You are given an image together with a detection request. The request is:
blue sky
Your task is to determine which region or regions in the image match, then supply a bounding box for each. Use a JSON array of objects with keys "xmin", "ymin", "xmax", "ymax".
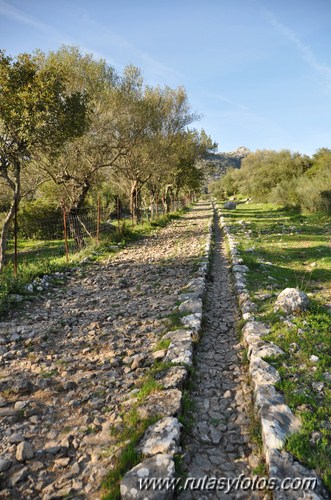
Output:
[{"xmin": 1, "ymin": 0, "xmax": 330, "ymax": 155}]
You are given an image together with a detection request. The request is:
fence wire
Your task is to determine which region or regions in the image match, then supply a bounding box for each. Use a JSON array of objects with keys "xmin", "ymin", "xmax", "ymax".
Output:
[
  {"xmin": 0, "ymin": 197, "xmax": 189, "ymax": 277},
  {"xmin": 0, "ymin": 205, "xmax": 112, "ymax": 273}
]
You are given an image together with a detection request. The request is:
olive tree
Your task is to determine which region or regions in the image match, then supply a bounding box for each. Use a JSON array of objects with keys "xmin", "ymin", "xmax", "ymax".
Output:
[{"xmin": 0, "ymin": 50, "xmax": 87, "ymax": 269}]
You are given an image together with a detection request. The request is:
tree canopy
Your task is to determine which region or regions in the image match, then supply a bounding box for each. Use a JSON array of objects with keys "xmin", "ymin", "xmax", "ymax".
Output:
[{"xmin": 0, "ymin": 46, "xmax": 216, "ymax": 266}]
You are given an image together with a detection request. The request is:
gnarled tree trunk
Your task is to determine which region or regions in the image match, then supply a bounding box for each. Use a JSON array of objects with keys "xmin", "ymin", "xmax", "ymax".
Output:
[
  {"xmin": 0, "ymin": 169, "xmax": 20, "ymax": 272},
  {"xmin": 130, "ymin": 179, "xmax": 141, "ymax": 225}
]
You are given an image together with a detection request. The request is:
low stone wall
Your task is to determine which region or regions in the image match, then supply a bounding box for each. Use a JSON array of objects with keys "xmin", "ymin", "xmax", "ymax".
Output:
[
  {"xmin": 218, "ymin": 207, "xmax": 328, "ymax": 500},
  {"xmin": 120, "ymin": 203, "xmax": 214, "ymax": 499}
]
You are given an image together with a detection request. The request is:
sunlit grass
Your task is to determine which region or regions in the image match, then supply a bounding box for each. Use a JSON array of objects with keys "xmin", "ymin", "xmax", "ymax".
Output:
[{"xmin": 222, "ymin": 201, "xmax": 331, "ymax": 492}]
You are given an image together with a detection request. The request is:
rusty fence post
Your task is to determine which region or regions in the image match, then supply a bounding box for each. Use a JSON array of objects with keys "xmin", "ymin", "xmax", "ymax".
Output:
[{"xmin": 63, "ymin": 205, "xmax": 69, "ymax": 263}]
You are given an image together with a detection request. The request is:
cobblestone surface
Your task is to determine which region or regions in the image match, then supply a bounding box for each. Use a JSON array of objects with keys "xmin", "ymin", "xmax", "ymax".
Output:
[{"xmin": 0, "ymin": 204, "xmax": 211, "ymax": 499}]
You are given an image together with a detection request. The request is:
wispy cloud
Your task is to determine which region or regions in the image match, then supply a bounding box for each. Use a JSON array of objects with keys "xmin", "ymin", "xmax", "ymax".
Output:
[
  {"xmin": 201, "ymin": 90, "xmax": 250, "ymax": 111},
  {"xmin": 0, "ymin": 0, "xmax": 67, "ymax": 40},
  {"xmin": 0, "ymin": 0, "xmax": 182, "ymax": 85},
  {"xmin": 264, "ymin": 9, "xmax": 331, "ymax": 89},
  {"xmin": 79, "ymin": 14, "xmax": 185, "ymax": 85}
]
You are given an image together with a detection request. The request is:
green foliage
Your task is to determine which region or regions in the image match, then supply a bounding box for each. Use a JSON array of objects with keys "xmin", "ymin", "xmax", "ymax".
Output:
[
  {"xmin": 18, "ymin": 200, "xmax": 62, "ymax": 239},
  {"xmin": 216, "ymin": 148, "xmax": 331, "ymax": 214},
  {"xmin": 208, "ymin": 179, "xmax": 226, "ymax": 200},
  {"xmin": 296, "ymin": 167, "xmax": 331, "ymax": 214},
  {"xmin": 218, "ymin": 167, "xmax": 242, "ymax": 196}
]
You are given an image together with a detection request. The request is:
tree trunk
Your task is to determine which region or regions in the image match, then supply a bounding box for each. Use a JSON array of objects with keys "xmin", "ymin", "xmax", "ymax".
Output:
[
  {"xmin": 0, "ymin": 176, "xmax": 20, "ymax": 272},
  {"xmin": 155, "ymin": 194, "xmax": 159, "ymax": 217},
  {"xmin": 150, "ymin": 195, "xmax": 155, "ymax": 220},
  {"xmin": 163, "ymin": 185, "xmax": 172, "ymax": 214},
  {"xmin": 130, "ymin": 179, "xmax": 141, "ymax": 225},
  {"xmin": 67, "ymin": 208, "xmax": 86, "ymax": 250}
]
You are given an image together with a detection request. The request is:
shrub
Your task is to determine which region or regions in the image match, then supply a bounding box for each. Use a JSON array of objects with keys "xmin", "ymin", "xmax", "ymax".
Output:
[
  {"xmin": 270, "ymin": 178, "xmax": 301, "ymax": 208},
  {"xmin": 296, "ymin": 168, "xmax": 331, "ymax": 214},
  {"xmin": 18, "ymin": 200, "xmax": 63, "ymax": 239}
]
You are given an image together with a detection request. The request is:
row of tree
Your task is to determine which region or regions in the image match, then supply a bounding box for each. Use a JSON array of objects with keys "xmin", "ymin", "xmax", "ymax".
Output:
[
  {"xmin": 0, "ymin": 46, "xmax": 217, "ymax": 270},
  {"xmin": 210, "ymin": 148, "xmax": 331, "ymax": 214}
]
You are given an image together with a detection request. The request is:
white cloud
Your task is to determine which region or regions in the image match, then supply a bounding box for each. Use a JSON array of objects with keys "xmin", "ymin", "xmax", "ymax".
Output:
[
  {"xmin": 264, "ymin": 9, "xmax": 331, "ymax": 89},
  {"xmin": 0, "ymin": 0, "xmax": 65, "ymax": 39},
  {"xmin": 201, "ymin": 90, "xmax": 250, "ymax": 111},
  {"xmin": 77, "ymin": 17, "xmax": 185, "ymax": 85}
]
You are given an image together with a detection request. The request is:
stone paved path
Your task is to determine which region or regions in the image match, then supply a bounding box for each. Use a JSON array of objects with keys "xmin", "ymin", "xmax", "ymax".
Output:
[
  {"xmin": 178, "ymin": 210, "xmax": 262, "ymax": 499},
  {"xmin": 0, "ymin": 204, "xmax": 211, "ymax": 499}
]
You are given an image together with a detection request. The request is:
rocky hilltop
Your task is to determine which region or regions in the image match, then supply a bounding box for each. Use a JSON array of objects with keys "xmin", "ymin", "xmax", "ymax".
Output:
[{"xmin": 205, "ymin": 146, "xmax": 251, "ymax": 179}]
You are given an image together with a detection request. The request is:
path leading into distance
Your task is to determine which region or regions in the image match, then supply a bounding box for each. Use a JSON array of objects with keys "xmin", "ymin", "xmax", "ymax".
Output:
[
  {"xmin": 178, "ymin": 210, "xmax": 262, "ymax": 500},
  {"xmin": 0, "ymin": 203, "xmax": 260, "ymax": 499}
]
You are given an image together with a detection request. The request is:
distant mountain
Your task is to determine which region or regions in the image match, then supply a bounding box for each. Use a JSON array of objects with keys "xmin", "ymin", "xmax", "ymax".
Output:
[{"xmin": 204, "ymin": 146, "xmax": 251, "ymax": 179}]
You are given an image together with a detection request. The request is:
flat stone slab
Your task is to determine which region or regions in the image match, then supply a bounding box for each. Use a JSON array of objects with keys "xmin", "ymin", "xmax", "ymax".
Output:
[
  {"xmin": 162, "ymin": 329, "xmax": 192, "ymax": 343},
  {"xmin": 249, "ymin": 357, "xmax": 281, "ymax": 388},
  {"xmin": 137, "ymin": 417, "xmax": 182, "ymax": 457},
  {"xmin": 162, "ymin": 329, "xmax": 193, "ymax": 366},
  {"xmin": 120, "ymin": 454, "xmax": 175, "ymax": 499},
  {"xmin": 242, "ymin": 320, "xmax": 270, "ymax": 344},
  {"xmin": 178, "ymin": 298, "xmax": 202, "ymax": 315},
  {"xmin": 154, "ymin": 366, "xmax": 187, "ymax": 389},
  {"xmin": 267, "ymin": 449, "xmax": 330, "ymax": 500},
  {"xmin": 180, "ymin": 313, "xmax": 202, "ymax": 332},
  {"xmin": 164, "ymin": 342, "xmax": 192, "ymax": 366},
  {"xmin": 261, "ymin": 403, "xmax": 301, "ymax": 450},
  {"xmin": 249, "ymin": 342, "xmax": 285, "ymax": 361},
  {"xmin": 233, "ymin": 264, "xmax": 249, "ymax": 273},
  {"xmin": 137, "ymin": 390, "xmax": 182, "ymax": 420},
  {"xmin": 254, "ymin": 384, "xmax": 285, "ymax": 413}
]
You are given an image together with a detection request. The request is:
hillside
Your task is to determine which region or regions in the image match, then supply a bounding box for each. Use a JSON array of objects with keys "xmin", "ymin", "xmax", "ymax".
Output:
[{"xmin": 205, "ymin": 146, "xmax": 251, "ymax": 180}]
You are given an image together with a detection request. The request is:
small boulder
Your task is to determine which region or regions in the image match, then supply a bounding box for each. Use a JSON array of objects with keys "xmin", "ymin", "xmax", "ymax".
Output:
[
  {"xmin": 223, "ymin": 201, "xmax": 237, "ymax": 210},
  {"xmin": 16, "ymin": 441, "xmax": 34, "ymax": 461},
  {"xmin": 274, "ymin": 288, "xmax": 309, "ymax": 315}
]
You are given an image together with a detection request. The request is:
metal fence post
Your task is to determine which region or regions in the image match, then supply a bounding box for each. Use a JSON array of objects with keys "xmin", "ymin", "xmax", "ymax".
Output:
[{"xmin": 63, "ymin": 206, "xmax": 69, "ymax": 263}]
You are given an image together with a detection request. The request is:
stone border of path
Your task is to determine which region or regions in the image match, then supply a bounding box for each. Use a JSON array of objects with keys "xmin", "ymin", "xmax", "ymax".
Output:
[
  {"xmin": 120, "ymin": 203, "xmax": 214, "ymax": 499},
  {"xmin": 218, "ymin": 206, "xmax": 329, "ymax": 500}
]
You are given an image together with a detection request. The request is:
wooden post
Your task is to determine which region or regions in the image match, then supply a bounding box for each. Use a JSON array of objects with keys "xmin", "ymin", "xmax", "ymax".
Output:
[
  {"xmin": 97, "ymin": 195, "xmax": 101, "ymax": 244},
  {"xmin": 63, "ymin": 206, "xmax": 69, "ymax": 263},
  {"xmin": 14, "ymin": 198, "xmax": 18, "ymax": 277}
]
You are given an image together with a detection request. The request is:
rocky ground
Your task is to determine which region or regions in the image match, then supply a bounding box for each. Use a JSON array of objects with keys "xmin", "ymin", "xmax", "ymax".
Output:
[
  {"xmin": 0, "ymin": 204, "xmax": 212, "ymax": 499},
  {"xmin": 178, "ymin": 211, "xmax": 263, "ymax": 500}
]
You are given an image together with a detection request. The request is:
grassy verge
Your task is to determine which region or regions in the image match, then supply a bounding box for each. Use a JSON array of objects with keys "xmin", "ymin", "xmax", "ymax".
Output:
[
  {"xmin": 0, "ymin": 208, "xmax": 188, "ymax": 317},
  {"xmin": 220, "ymin": 201, "xmax": 331, "ymax": 491},
  {"xmin": 101, "ymin": 360, "xmax": 179, "ymax": 499}
]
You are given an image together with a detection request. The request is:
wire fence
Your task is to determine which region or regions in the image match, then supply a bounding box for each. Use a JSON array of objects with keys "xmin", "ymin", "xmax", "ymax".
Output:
[
  {"xmin": 0, "ymin": 202, "xmax": 113, "ymax": 276},
  {"xmin": 0, "ymin": 196, "xmax": 190, "ymax": 277}
]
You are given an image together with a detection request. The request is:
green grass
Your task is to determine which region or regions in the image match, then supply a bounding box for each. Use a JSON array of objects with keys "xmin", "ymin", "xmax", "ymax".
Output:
[
  {"xmin": 102, "ymin": 409, "xmax": 159, "ymax": 500},
  {"xmin": 153, "ymin": 338, "xmax": 171, "ymax": 352},
  {"xmin": 102, "ymin": 359, "xmax": 179, "ymax": 499},
  {"xmin": 136, "ymin": 378, "xmax": 162, "ymax": 401},
  {"xmin": 164, "ymin": 310, "xmax": 187, "ymax": 330},
  {"xmin": 222, "ymin": 201, "xmax": 331, "ymax": 492}
]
